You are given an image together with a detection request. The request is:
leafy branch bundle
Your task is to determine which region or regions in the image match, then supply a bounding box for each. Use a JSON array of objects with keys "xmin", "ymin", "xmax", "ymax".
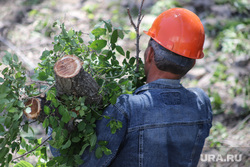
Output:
[{"xmin": 0, "ymin": 20, "xmax": 145, "ymax": 166}]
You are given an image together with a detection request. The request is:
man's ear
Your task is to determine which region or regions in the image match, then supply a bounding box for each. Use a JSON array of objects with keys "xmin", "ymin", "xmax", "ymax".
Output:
[{"xmin": 145, "ymin": 46, "xmax": 155, "ymax": 63}]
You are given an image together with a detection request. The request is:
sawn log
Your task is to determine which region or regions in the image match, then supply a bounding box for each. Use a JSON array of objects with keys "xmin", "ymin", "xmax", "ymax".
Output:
[{"xmin": 23, "ymin": 55, "xmax": 102, "ymax": 122}]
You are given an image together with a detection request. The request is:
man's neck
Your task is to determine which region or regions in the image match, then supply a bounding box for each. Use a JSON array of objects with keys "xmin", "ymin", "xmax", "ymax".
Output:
[{"xmin": 146, "ymin": 71, "xmax": 181, "ymax": 83}]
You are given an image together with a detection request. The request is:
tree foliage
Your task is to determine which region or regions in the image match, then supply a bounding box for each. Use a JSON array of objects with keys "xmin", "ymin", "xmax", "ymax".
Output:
[{"xmin": 0, "ymin": 20, "xmax": 145, "ymax": 166}]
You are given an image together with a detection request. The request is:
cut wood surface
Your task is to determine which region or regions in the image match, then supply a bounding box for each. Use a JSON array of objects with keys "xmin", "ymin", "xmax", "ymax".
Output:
[
  {"xmin": 23, "ymin": 97, "xmax": 48, "ymax": 122},
  {"xmin": 24, "ymin": 55, "xmax": 102, "ymax": 121},
  {"xmin": 24, "ymin": 98, "xmax": 41, "ymax": 119}
]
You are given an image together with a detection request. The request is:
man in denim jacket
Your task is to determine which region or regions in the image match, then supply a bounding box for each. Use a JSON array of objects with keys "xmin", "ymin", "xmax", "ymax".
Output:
[{"xmin": 50, "ymin": 8, "xmax": 213, "ymax": 167}]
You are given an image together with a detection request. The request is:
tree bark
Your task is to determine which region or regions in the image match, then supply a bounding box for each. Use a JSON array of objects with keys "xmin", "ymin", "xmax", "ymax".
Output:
[{"xmin": 23, "ymin": 55, "xmax": 102, "ymax": 121}]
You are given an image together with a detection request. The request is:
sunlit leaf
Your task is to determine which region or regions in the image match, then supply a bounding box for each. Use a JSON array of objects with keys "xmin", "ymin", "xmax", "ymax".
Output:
[
  {"xmin": 91, "ymin": 28, "xmax": 106, "ymax": 38},
  {"xmin": 14, "ymin": 160, "xmax": 33, "ymax": 167},
  {"xmin": 89, "ymin": 40, "xmax": 107, "ymax": 50}
]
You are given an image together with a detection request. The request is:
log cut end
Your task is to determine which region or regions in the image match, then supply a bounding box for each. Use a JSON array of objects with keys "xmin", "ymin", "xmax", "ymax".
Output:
[
  {"xmin": 23, "ymin": 98, "xmax": 41, "ymax": 119},
  {"xmin": 54, "ymin": 55, "xmax": 83, "ymax": 78}
]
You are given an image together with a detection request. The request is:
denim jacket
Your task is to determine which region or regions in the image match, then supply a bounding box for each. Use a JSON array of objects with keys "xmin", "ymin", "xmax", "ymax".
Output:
[{"xmin": 50, "ymin": 79, "xmax": 213, "ymax": 167}]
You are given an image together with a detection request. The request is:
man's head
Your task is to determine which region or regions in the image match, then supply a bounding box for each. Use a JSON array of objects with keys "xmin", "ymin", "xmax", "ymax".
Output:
[
  {"xmin": 143, "ymin": 8, "xmax": 205, "ymax": 82},
  {"xmin": 143, "ymin": 39, "xmax": 195, "ymax": 81},
  {"xmin": 150, "ymin": 38, "xmax": 195, "ymax": 76}
]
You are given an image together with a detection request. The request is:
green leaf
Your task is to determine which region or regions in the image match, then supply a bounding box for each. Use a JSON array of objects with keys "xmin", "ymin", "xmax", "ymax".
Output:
[
  {"xmin": 102, "ymin": 146, "xmax": 112, "ymax": 155},
  {"xmin": 13, "ymin": 54, "xmax": 19, "ymax": 62},
  {"xmin": 17, "ymin": 149, "xmax": 26, "ymax": 155},
  {"xmin": 68, "ymin": 29, "xmax": 74, "ymax": 38},
  {"xmin": 0, "ymin": 117, "xmax": 5, "ymax": 123},
  {"xmin": 54, "ymin": 43, "xmax": 62, "ymax": 52},
  {"xmin": 116, "ymin": 45, "xmax": 125, "ymax": 56},
  {"xmin": 90, "ymin": 133, "xmax": 97, "ymax": 147},
  {"xmin": 129, "ymin": 57, "xmax": 136, "ymax": 65},
  {"xmin": 98, "ymin": 140, "xmax": 108, "ymax": 146},
  {"xmin": 79, "ymin": 143, "xmax": 90, "ymax": 155},
  {"xmin": 53, "ymin": 21, "xmax": 58, "ymax": 27},
  {"xmin": 61, "ymin": 140, "xmax": 71, "ymax": 149},
  {"xmin": 110, "ymin": 94, "xmax": 117, "ymax": 105},
  {"xmin": 23, "ymin": 123, "xmax": 29, "ymax": 133},
  {"xmin": 118, "ymin": 29, "xmax": 124, "ymax": 39},
  {"xmin": 0, "ymin": 147, "xmax": 9, "ymax": 159},
  {"xmin": 117, "ymin": 121, "xmax": 123, "ymax": 129},
  {"xmin": 0, "ymin": 77, "xmax": 4, "ymax": 83},
  {"xmin": 77, "ymin": 121, "xmax": 86, "ymax": 131},
  {"xmin": 79, "ymin": 109, "xmax": 85, "ymax": 117},
  {"xmin": 2, "ymin": 53, "xmax": 12, "ymax": 65},
  {"xmin": 62, "ymin": 111, "xmax": 70, "ymax": 123},
  {"xmin": 9, "ymin": 107, "xmax": 18, "ymax": 113},
  {"xmin": 75, "ymin": 106, "xmax": 80, "ymax": 111},
  {"xmin": 15, "ymin": 72, "xmax": 22, "ymax": 78},
  {"xmin": 44, "ymin": 106, "xmax": 50, "ymax": 115},
  {"xmin": 74, "ymin": 155, "xmax": 84, "ymax": 165},
  {"xmin": 78, "ymin": 37, "xmax": 84, "ymax": 43},
  {"xmin": 42, "ymin": 118, "xmax": 49, "ymax": 128},
  {"xmin": 17, "ymin": 101, "xmax": 25, "ymax": 108},
  {"xmin": 95, "ymin": 147, "xmax": 103, "ymax": 159},
  {"xmin": 38, "ymin": 71, "xmax": 48, "ymax": 81},
  {"xmin": 7, "ymin": 153, "xmax": 12, "ymax": 163},
  {"xmin": 89, "ymin": 40, "xmax": 107, "ymax": 50},
  {"xmin": 72, "ymin": 137, "xmax": 80, "ymax": 143},
  {"xmin": 40, "ymin": 50, "xmax": 50, "ymax": 60},
  {"xmin": 111, "ymin": 30, "xmax": 118, "ymax": 44},
  {"xmin": 0, "ymin": 93, "xmax": 8, "ymax": 99},
  {"xmin": 14, "ymin": 160, "xmax": 33, "ymax": 167},
  {"xmin": 71, "ymin": 111, "xmax": 77, "ymax": 118},
  {"xmin": 103, "ymin": 20, "xmax": 112, "ymax": 32},
  {"xmin": 0, "ymin": 124, "xmax": 4, "ymax": 132},
  {"xmin": 91, "ymin": 28, "xmax": 106, "ymax": 38}
]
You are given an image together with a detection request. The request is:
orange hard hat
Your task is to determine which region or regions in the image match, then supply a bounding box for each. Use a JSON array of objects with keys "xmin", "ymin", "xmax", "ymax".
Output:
[{"xmin": 144, "ymin": 8, "xmax": 205, "ymax": 59}]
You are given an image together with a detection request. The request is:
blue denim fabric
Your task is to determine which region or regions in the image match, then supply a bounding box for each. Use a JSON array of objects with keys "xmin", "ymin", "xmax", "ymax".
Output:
[{"xmin": 50, "ymin": 79, "xmax": 213, "ymax": 167}]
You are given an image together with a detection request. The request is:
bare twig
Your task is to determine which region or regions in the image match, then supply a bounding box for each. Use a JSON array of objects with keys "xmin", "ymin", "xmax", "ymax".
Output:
[
  {"xmin": 20, "ymin": 120, "xmax": 38, "ymax": 127},
  {"xmin": 127, "ymin": 9, "xmax": 137, "ymax": 30},
  {"xmin": 12, "ymin": 134, "xmax": 52, "ymax": 162},
  {"xmin": 26, "ymin": 82, "xmax": 55, "ymax": 100},
  {"xmin": 0, "ymin": 36, "xmax": 36, "ymax": 71},
  {"xmin": 127, "ymin": 0, "xmax": 145, "ymax": 73}
]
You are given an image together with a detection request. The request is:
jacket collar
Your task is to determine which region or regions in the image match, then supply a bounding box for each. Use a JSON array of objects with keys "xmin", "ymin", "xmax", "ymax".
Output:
[{"xmin": 134, "ymin": 79, "xmax": 182, "ymax": 95}]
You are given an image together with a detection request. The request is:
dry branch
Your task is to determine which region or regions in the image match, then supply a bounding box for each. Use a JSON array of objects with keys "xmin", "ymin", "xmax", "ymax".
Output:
[{"xmin": 127, "ymin": 0, "xmax": 145, "ymax": 72}]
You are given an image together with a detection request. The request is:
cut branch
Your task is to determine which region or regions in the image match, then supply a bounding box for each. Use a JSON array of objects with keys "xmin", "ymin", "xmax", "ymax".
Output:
[
  {"xmin": 127, "ymin": 0, "xmax": 145, "ymax": 72},
  {"xmin": 23, "ymin": 96, "xmax": 49, "ymax": 122},
  {"xmin": 54, "ymin": 55, "xmax": 102, "ymax": 105},
  {"xmin": 23, "ymin": 98, "xmax": 41, "ymax": 119},
  {"xmin": 23, "ymin": 55, "xmax": 102, "ymax": 123}
]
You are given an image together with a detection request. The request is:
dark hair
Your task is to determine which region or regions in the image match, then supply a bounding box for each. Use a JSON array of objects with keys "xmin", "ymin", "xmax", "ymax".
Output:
[{"xmin": 149, "ymin": 39, "xmax": 195, "ymax": 76}]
